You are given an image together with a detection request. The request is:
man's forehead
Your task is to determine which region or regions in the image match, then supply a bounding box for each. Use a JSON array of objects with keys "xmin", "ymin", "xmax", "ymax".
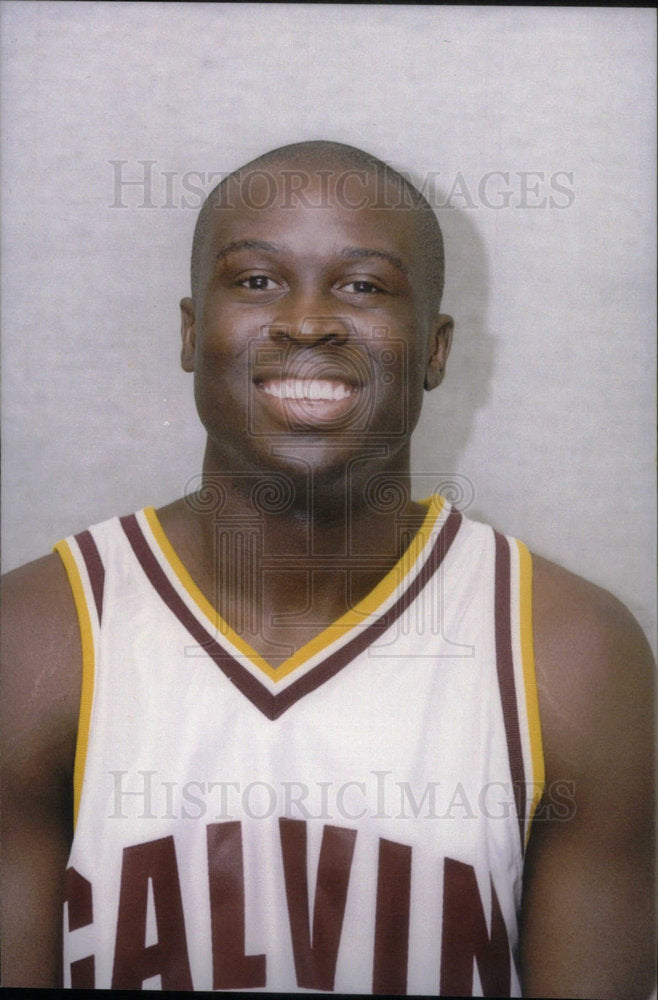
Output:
[{"xmin": 204, "ymin": 163, "xmax": 424, "ymax": 250}]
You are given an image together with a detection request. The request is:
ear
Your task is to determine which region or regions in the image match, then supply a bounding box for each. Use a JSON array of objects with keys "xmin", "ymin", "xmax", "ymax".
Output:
[
  {"xmin": 424, "ymin": 314, "xmax": 454, "ymax": 391},
  {"xmin": 180, "ymin": 297, "xmax": 196, "ymax": 372}
]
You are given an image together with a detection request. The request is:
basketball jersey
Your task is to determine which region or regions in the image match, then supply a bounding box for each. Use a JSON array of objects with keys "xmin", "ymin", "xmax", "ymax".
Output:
[{"xmin": 55, "ymin": 496, "xmax": 544, "ymax": 994}]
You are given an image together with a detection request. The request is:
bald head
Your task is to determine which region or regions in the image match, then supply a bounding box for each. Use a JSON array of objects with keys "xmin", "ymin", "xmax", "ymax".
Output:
[{"xmin": 190, "ymin": 141, "xmax": 445, "ymax": 307}]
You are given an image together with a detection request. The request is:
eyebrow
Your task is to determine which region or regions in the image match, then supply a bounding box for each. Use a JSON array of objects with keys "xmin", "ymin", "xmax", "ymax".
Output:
[
  {"xmin": 339, "ymin": 246, "xmax": 408, "ymax": 275},
  {"xmin": 215, "ymin": 239, "xmax": 408, "ymax": 276},
  {"xmin": 215, "ymin": 239, "xmax": 282, "ymax": 261}
]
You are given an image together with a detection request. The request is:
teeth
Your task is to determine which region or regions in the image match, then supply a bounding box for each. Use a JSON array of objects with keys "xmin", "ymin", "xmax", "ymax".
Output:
[{"xmin": 261, "ymin": 379, "xmax": 354, "ymax": 401}]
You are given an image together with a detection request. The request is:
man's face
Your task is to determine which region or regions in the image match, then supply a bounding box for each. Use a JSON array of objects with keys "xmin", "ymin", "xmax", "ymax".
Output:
[{"xmin": 181, "ymin": 165, "xmax": 452, "ymax": 487}]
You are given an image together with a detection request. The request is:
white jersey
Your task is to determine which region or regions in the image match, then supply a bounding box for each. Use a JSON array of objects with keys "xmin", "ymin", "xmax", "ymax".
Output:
[{"xmin": 55, "ymin": 496, "xmax": 543, "ymax": 994}]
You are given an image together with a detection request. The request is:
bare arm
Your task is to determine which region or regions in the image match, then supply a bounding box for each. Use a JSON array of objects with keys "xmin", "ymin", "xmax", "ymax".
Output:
[
  {"xmin": 521, "ymin": 556, "xmax": 655, "ymax": 999},
  {"xmin": 1, "ymin": 554, "xmax": 81, "ymax": 987}
]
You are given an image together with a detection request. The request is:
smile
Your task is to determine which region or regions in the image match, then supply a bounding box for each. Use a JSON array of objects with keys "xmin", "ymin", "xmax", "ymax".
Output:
[{"xmin": 256, "ymin": 378, "xmax": 357, "ymax": 402}]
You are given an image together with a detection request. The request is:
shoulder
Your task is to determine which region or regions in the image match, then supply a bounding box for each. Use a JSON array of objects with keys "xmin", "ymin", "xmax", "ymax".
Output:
[
  {"xmin": 529, "ymin": 553, "xmax": 654, "ymax": 848},
  {"xmin": 1, "ymin": 552, "xmax": 81, "ymax": 788},
  {"xmin": 2, "ymin": 549, "xmax": 82, "ymax": 661},
  {"xmin": 531, "ymin": 554, "xmax": 654, "ymax": 764}
]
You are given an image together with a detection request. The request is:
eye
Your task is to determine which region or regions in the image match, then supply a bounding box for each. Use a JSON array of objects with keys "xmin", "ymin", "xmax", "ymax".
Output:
[
  {"xmin": 237, "ymin": 274, "xmax": 280, "ymax": 291},
  {"xmin": 340, "ymin": 279, "xmax": 385, "ymax": 295}
]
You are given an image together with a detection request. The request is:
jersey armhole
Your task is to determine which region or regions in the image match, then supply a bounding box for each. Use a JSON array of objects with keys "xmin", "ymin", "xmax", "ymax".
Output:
[{"xmin": 53, "ymin": 538, "xmax": 97, "ymax": 830}]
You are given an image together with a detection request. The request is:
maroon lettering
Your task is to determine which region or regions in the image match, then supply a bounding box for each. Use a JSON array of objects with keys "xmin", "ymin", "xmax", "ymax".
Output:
[
  {"xmin": 207, "ymin": 821, "xmax": 266, "ymax": 988},
  {"xmin": 439, "ymin": 858, "xmax": 511, "ymax": 996},
  {"xmin": 65, "ymin": 867, "xmax": 93, "ymax": 930},
  {"xmin": 69, "ymin": 955, "xmax": 95, "ymax": 988},
  {"xmin": 372, "ymin": 838, "xmax": 412, "ymax": 994},
  {"xmin": 64, "ymin": 868, "xmax": 95, "ymax": 988},
  {"xmin": 279, "ymin": 818, "xmax": 356, "ymax": 990},
  {"xmin": 111, "ymin": 836, "xmax": 193, "ymax": 990}
]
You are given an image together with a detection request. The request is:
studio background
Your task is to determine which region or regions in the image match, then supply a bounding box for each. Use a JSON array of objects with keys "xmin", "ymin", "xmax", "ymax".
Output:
[{"xmin": 1, "ymin": 3, "xmax": 655, "ymax": 652}]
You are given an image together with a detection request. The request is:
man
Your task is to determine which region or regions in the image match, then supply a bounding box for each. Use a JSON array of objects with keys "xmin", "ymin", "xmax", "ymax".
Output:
[{"xmin": 1, "ymin": 141, "xmax": 654, "ymax": 995}]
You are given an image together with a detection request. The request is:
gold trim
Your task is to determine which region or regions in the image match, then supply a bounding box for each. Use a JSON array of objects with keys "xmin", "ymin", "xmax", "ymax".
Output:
[
  {"xmin": 517, "ymin": 540, "xmax": 545, "ymax": 844},
  {"xmin": 144, "ymin": 496, "xmax": 445, "ymax": 683},
  {"xmin": 54, "ymin": 540, "xmax": 95, "ymax": 830}
]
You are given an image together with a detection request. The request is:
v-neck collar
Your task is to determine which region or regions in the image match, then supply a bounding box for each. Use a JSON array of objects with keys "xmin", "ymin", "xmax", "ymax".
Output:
[{"xmin": 120, "ymin": 496, "xmax": 462, "ymax": 719}]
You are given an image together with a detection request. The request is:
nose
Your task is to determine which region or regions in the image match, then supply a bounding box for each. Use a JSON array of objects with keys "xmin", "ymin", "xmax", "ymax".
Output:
[{"xmin": 268, "ymin": 293, "xmax": 350, "ymax": 346}]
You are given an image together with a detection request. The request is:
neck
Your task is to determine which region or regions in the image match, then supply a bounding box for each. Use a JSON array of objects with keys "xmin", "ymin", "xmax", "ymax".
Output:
[
  {"xmin": 158, "ymin": 444, "xmax": 430, "ymax": 662},
  {"xmin": 195, "ymin": 437, "xmax": 420, "ymax": 550}
]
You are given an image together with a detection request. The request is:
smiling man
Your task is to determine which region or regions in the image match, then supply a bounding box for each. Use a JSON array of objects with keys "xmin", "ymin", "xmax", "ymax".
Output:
[{"xmin": 1, "ymin": 141, "xmax": 654, "ymax": 995}]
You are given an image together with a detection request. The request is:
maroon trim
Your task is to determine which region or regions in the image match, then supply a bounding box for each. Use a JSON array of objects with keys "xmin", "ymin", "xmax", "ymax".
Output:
[
  {"xmin": 271, "ymin": 508, "xmax": 462, "ymax": 719},
  {"xmin": 120, "ymin": 508, "xmax": 462, "ymax": 721},
  {"xmin": 493, "ymin": 531, "xmax": 526, "ymax": 851},
  {"xmin": 121, "ymin": 515, "xmax": 275, "ymax": 716},
  {"xmin": 75, "ymin": 530, "xmax": 105, "ymax": 624}
]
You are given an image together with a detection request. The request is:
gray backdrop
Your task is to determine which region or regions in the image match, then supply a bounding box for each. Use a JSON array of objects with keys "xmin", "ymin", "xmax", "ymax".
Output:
[{"xmin": 1, "ymin": 4, "xmax": 655, "ymax": 652}]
